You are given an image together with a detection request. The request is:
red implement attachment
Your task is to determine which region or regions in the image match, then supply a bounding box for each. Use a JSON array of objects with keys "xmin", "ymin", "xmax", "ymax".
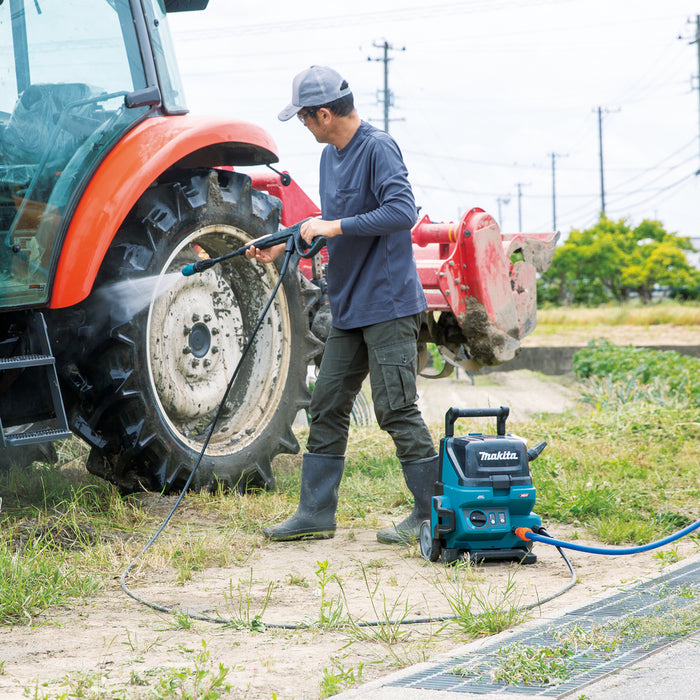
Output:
[
  {"xmin": 413, "ymin": 208, "xmax": 558, "ymax": 367},
  {"xmin": 252, "ymin": 175, "xmax": 558, "ymax": 370}
]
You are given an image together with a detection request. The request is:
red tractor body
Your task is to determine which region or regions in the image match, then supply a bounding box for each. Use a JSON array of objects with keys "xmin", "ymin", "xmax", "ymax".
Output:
[{"xmin": 0, "ymin": 0, "xmax": 557, "ymax": 491}]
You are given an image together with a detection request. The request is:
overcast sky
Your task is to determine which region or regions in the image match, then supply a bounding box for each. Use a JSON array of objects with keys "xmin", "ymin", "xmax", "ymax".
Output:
[{"xmin": 169, "ymin": 0, "xmax": 700, "ymax": 240}]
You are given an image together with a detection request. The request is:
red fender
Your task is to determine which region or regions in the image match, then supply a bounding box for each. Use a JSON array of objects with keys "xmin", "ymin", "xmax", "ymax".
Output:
[{"xmin": 49, "ymin": 115, "xmax": 278, "ymax": 308}]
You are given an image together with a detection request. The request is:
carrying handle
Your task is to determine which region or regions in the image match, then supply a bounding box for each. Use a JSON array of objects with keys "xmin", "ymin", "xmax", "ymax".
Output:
[{"xmin": 444, "ymin": 406, "xmax": 510, "ymax": 438}]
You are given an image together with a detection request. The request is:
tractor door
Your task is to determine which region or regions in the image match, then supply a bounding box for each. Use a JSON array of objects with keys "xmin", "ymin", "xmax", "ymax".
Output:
[{"xmin": 0, "ymin": 0, "xmax": 154, "ymax": 308}]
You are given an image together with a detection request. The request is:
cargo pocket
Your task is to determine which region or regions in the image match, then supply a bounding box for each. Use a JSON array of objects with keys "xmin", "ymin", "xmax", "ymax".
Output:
[{"xmin": 375, "ymin": 341, "xmax": 418, "ymax": 411}]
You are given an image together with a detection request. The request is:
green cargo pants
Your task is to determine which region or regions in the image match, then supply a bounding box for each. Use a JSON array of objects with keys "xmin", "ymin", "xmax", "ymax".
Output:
[{"xmin": 306, "ymin": 313, "xmax": 435, "ymax": 463}]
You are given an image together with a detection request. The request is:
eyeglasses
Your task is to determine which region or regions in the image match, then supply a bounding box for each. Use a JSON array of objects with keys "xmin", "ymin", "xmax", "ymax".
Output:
[{"xmin": 297, "ymin": 107, "xmax": 318, "ymax": 123}]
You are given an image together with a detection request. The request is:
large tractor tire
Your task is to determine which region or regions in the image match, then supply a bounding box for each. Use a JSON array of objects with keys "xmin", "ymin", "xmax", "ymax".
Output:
[{"xmin": 53, "ymin": 169, "xmax": 319, "ymax": 493}]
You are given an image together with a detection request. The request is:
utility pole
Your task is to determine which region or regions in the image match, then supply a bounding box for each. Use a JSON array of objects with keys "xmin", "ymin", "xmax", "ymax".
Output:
[
  {"xmin": 549, "ymin": 152, "xmax": 567, "ymax": 230},
  {"xmin": 696, "ymin": 15, "xmax": 700, "ymax": 173},
  {"xmin": 497, "ymin": 195, "xmax": 510, "ymax": 229},
  {"xmin": 597, "ymin": 106, "xmax": 606, "ymax": 216},
  {"xmin": 515, "ymin": 183, "xmax": 529, "ymax": 231},
  {"xmin": 683, "ymin": 15, "xmax": 700, "ymax": 173},
  {"xmin": 595, "ymin": 107, "xmax": 619, "ymax": 217},
  {"xmin": 368, "ymin": 40, "xmax": 405, "ymax": 133}
]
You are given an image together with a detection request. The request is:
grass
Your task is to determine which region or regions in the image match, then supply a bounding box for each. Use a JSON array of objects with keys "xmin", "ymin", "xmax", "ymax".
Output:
[
  {"xmin": 0, "ymin": 528, "xmax": 101, "ymax": 625},
  {"xmin": 435, "ymin": 562, "xmax": 530, "ymax": 637},
  {"xmin": 26, "ymin": 639, "xmax": 233, "ymax": 699},
  {"xmin": 451, "ymin": 584, "xmax": 700, "ymax": 687},
  {"xmin": 537, "ymin": 301, "xmax": 700, "ymax": 327},
  {"xmin": 319, "ymin": 659, "xmax": 364, "ymax": 698}
]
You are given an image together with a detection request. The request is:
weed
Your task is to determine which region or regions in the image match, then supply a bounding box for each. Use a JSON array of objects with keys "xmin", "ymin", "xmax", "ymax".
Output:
[
  {"xmin": 492, "ymin": 642, "xmax": 574, "ymax": 686},
  {"xmin": 537, "ymin": 302, "xmax": 700, "ymax": 328},
  {"xmin": 437, "ymin": 564, "xmax": 528, "ymax": 638},
  {"xmin": 171, "ymin": 529, "xmax": 209, "ymax": 584},
  {"xmin": 345, "ymin": 562, "xmax": 412, "ymax": 653},
  {"xmin": 315, "ymin": 560, "xmax": 346, "ymax": 629},
  {"xmin": 223, "ymin": 569, "xmax": 272, "ymax": 631},
  {"xmin": 573, "ymin": 339, "xmax": 700, "ymax": 406},
  {"xmin": 452, "ymin": 586, "xmax": 700, "ymax": 688},
  {"xmin": 26, "ymin": 640, "xmax": 232, "ymax": 699},
  {"xmin": 535, "ymin": 470, "xmax": 618, "ymax": 522},
  {"xmin": 590, "ymin": 513, "xmax": 657, "ymax": 545},
  {"xmin": 170, "ymin": 608, "xmax": 196, "ymax": 631},
  {"xmin": 121, "ymin": 631, "xmax": 162, "ymax": 662},
  {"xmin": 149, "ymin": 640, "xmax": 232, "ymax": 699},
  {"xmin": 286, "ymin": 572, "xmax": 309, "ymax": 587},
  {"xmin": 617, "ymin": 598, "xmax": 700, "ymax": 640},
  {"xmin": 319, "ymin": 658, "xmax": 364, "ymax": 698}
]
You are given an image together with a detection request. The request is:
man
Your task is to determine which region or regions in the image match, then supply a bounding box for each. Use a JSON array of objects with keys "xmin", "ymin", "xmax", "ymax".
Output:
[{"xmin": 247, "ymin": 65, "xmax": 438, "ymax": 545}]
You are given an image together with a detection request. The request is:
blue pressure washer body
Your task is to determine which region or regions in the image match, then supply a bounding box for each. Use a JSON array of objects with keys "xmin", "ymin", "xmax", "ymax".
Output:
[{"xmin": 419, "ymin": 406, "xmax": 546, "ymax": 565}]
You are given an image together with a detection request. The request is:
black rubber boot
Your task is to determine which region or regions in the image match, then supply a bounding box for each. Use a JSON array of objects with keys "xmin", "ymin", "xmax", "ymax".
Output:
[
  {"xmin": 376, "ymin": 454, "xmax": 440, "ymax": 544},
  {"xmin": 264, "ymin": 452, "xmax": 345, "ymax": 541}
]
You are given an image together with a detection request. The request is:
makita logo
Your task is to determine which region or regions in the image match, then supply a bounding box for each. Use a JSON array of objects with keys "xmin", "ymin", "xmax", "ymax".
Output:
[{"xmin": 479, "ymin": 450, "xmax": 518, "ymax": 461}]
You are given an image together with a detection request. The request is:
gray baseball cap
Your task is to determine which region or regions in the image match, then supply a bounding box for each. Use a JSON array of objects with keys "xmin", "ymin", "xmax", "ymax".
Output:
[{"xmin": 278, "ymin": 65, "xmax": 352, "ymax": 121}]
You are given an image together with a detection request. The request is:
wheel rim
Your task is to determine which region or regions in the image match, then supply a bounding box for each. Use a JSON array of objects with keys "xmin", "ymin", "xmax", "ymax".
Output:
[
  {"xmin": 419, "ymin": 520, "xmax": 433, "ymax": 558},
  {"xmin": 146, "ymin": 224, "xmax": 293, "ymax": 455}
]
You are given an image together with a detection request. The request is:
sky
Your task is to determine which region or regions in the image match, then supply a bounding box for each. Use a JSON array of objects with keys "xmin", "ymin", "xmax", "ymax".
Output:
[{"xmin": 168, "ymin": 0, "xmax": 700, "ymax": 241}]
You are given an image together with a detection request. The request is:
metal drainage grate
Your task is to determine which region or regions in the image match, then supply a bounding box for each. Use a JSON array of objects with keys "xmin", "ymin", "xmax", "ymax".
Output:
[{"xmin": 389, "ymin": 559, "xmax": 700, "ymax": 696}]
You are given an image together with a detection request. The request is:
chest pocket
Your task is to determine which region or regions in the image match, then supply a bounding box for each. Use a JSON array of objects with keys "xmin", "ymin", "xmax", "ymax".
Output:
[
  {"xmin": 374, "ymin": 340, "xmax": 418, "ymax": 410},
  {"xmin": 335, "ymin": 187, "xmax": 361, "ymax": 211}
]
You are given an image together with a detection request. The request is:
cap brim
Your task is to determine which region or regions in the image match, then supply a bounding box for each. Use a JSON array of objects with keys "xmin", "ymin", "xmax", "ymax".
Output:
[{"xmin": 278, "ymin": 102, "xmax": 301, "ymax": 122}]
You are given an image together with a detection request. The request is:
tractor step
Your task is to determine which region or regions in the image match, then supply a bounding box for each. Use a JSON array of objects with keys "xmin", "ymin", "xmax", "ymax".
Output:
[
  {"xmin": 3, "ymin": 426, "xmax": 72, "ymax": 447},
  {"xmin": 0, "ymin": 353, "xmax": 61, "ymax": 369},
  {"xmin": 0, "ymin": 313, "xmax": 71, "ymax": 448}
]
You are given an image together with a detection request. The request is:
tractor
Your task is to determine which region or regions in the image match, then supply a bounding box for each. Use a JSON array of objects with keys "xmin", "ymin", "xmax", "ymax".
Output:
[{"xmin": 0, "ymin": 0, "xmax": 557, "ymax": 492}]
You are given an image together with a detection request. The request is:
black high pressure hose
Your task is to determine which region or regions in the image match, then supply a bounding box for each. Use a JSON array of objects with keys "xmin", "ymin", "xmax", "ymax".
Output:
[
  {"xmin": 120, "ymin": 223, "xmax": 578, "ymax": 629},
  {"xmin": 120, "ymin": 229, "xmax": 303, "ymax": 604}
]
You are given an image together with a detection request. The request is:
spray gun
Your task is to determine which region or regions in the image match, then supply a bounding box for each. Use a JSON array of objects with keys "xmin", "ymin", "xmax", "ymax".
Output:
[{"xmin": 181, "ymin": 219, "xmax": 324, "ymax": 276}]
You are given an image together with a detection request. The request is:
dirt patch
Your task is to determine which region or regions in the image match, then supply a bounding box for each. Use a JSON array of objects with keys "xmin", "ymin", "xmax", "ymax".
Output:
[
  {"xmin": 416, "ymin": 370, "xmax": 578, "ymax": 425},
  {"xmin": 0, "ymin": 517, "xmax": 695, "ymax": 700},
  {"xmin": 523, "ymin": 323, "xmax": 700, "ymax": 348},
  {"xmin": 0, "ymin": 364, "xmax": 692, "ymax": 699}
]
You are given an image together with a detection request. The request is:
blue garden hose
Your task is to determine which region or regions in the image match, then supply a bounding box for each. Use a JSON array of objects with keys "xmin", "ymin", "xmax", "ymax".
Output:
[{"xmin": 515, "ymin": 519, "xmax": 700, "ymax": 555}]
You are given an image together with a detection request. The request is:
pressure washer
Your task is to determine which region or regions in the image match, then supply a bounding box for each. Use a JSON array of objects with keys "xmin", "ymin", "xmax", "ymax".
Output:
[
  {"xmin": 420, "ymin": 406, "xmax": 546, "ymax": 565},
  {"xmin": 419, "ymin": 405, "xmax": 700, "ymax": 567}
]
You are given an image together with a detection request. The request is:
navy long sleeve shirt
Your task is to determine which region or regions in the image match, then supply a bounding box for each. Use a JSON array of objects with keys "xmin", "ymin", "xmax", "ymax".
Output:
[{"xmin": 319, "ymin": 121, "xmax": 427, "ymax": 330}]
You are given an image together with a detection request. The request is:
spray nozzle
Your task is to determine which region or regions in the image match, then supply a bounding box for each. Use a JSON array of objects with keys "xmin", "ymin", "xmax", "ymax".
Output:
[{"xmin": 182, "ymin": 258, "xmax": 216, "ymax": 276}]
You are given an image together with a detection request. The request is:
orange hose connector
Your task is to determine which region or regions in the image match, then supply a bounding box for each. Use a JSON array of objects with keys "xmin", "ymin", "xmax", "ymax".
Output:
[{"xmin": 514, "ymin": 527, "xmax": 534, "ymax": 541}]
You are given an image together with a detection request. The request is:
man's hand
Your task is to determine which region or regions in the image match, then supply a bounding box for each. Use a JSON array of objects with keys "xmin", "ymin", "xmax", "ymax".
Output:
[
  {"xmin": 244, "ymin": 240, "xmax": 286, "ymax": 264},
  {"xmin": 301, "ymin": 217, "xmax": 342, "ymax": 245}
]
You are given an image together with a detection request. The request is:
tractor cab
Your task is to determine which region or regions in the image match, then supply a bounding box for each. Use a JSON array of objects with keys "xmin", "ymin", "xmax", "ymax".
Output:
[{"xmin": 0, "ymin": 0, "xmax": 197, "ymax": 309}]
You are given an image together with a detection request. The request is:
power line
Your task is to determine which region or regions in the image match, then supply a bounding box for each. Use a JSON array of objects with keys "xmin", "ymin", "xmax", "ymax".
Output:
[
  {"xmin": 404, "ymin": 137, "xmax": 698, "ymax": 173},
  {"xmin": 606, "ymin": 170, "xmax": 697, "ymax": 216},
  {"xmin": 171, "ymin": 0, "xmax": 578, "ymax": 40},
  {"xmin": 605, "ymin": 152, "xmax": 699, "ymax": 208}
]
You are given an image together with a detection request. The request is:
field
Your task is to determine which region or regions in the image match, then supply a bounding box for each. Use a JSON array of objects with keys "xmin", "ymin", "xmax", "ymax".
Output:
[{"xmin": 1, "ymin": 305, "xmax": 699, "ymax": 699}]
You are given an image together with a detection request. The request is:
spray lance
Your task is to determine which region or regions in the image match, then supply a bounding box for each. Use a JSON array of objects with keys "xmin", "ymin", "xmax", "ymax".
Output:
[
  {"xmin": 181, "ymin": 218, "xmax": 324, "ymax": 276},
  {"xmin": 121, "ymin": 217, "xmax": 327, "ymax": 616}
]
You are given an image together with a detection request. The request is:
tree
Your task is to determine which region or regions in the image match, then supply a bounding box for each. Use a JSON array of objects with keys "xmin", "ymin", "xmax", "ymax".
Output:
[{"xmin": 537, "ymin": 216, "xmax": 700, "ymax": 305}]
